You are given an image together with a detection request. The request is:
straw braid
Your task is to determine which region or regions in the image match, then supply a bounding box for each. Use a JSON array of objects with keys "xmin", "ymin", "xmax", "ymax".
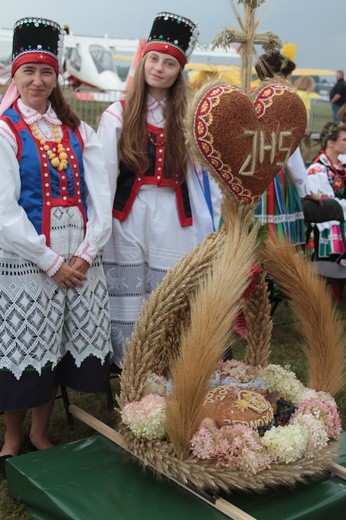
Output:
[
  {"xmin": 243, "ymin": 273, "xmax": 272, "ymax": 367},
  {"xmin": 118, "ymin": 229, "xmax": 226, "ymax": 409},
  {"xmin": 260, "ymin": 238, "xmax": 346, "ymax": 396},
  {"xmin": 119, "ymin": 424, "xmax": 339, "ymax": 494}
]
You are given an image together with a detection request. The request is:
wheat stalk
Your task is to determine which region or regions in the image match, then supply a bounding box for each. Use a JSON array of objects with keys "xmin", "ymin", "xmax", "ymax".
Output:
[
  {"xmin": 165, "ymin": 200, "xmax": 259, "ymax": 458},
  {"xmin": 260, "ymin": 239, "xmax": 346, "ymax": 395}
]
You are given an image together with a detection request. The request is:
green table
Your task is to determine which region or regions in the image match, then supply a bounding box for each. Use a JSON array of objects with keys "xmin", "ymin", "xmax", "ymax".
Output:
[{"xmin": 6, "ymin": 433, "xmax": 346, "ymax": 520}]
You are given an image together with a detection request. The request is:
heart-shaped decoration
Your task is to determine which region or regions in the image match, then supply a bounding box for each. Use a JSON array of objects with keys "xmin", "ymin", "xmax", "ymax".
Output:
[{"xmin": 189, "ymin": 82, "xmax": 307, "ymax": 204}]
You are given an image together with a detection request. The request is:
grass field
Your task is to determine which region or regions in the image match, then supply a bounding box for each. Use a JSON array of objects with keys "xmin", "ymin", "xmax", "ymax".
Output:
[{"xmin": 1, "ymin": 298, "xmax": 346, "ymax": 520}]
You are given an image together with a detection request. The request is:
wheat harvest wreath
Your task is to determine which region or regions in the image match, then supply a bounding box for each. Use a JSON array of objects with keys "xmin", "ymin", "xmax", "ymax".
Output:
[{"xmin": 113, "ymin": 81, "xmax": 346, "ymax": 496}]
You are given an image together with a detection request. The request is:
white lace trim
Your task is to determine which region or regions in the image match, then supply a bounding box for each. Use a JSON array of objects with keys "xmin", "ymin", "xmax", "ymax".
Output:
[{"xmin": 0, "ymin": 206, "xmax": 112, "ymax": 379}]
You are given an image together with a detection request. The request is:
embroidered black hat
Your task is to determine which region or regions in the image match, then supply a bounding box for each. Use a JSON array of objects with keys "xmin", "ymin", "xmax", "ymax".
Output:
[
  {"xmin": 11, "ymin": 17, "xmax": 64, "ymax": 76},
  {"xmin": 143, "ymin": 12, "xmax": 199, "ymax": 68}
]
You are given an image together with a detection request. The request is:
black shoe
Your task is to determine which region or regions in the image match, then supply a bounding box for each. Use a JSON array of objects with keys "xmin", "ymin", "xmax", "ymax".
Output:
[{"xmin": 0, "ymin": 454, "xmax": 13, "ymax": 477}]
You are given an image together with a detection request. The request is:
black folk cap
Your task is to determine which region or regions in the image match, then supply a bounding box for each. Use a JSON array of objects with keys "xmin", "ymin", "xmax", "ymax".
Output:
[
  {"xmin": 11, "ymin": 17, "xmax": 64, "ymax": 76},
  {"xmin": 143, "ymin": 11, "xmax": 199, "ymax": 68}
]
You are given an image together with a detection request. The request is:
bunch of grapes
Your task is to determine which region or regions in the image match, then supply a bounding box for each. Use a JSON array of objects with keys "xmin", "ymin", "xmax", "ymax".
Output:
[
  {"xmin": 273, "ymin": 398, "xmax": 296, "ymax": 427},
  {"xmin": 257, "ymin": 398, "xmax": 297, "ymax": 436}
]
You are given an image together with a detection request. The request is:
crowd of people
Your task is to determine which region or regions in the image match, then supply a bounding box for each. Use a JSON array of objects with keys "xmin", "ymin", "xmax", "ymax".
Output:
[{"xmin": 0, "ymin": 12, "xmax": 345, "ymax": 478}]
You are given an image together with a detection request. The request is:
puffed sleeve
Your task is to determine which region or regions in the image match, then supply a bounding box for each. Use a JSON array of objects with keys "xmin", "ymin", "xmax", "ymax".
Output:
[
  {"xmin": 0, "ymin": 130, "xmax": 64, "ymax": 275},
  {"xmin": 286, "ymin": 147, "xmax": 310, "ymax": 198},
  {"xmin": 306, "ymin": 162, "xmax": 335, "ymax": 198},
  {"xmin": 72, "ymin": 121, "xmax": 113, "ymax": 263},
  {"xmin": 96, "ymin": 101, "xmax": 124, "ymax": 202}
]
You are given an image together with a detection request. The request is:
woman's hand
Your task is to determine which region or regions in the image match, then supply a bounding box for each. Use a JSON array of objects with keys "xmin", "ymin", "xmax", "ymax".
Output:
[
  {"xmin": 306, "ymin": 192, "xmax": 322, "ymax": 204},
  {"xmin": 52, "ymin": 261, "xmax": 87, "ymax": 289},
  {"xmin": 69, "ymin": 256, "xmax": 90, "ymax": 275}
]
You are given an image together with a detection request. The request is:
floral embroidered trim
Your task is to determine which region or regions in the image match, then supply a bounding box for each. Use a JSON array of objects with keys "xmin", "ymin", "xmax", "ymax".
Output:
[{"xmin": 46, "ymin": 254, "xmax": 64, "ymax": 277}]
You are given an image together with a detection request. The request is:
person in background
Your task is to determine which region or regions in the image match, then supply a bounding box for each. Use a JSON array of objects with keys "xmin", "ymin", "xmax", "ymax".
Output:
[
  {"xmin": 253, "ymin": 50, "xmax": 317, "ymax": 247},
  {"xmin": 97, "ymin": 12, "xmax": 221, "ymax": 370},
  {"xmin": 304, "ymin": 121, "xmax": 346, "ymax": 303},
  {"xmin": 294, "ymin": 75, "xmax": 316, "ymax": 163},
  {"xmin": 330, "ymin": 70, "xmax": 346, "ymax": 122},
  {"xmin": 0, "ymin": 17, "xmax": 112, "ymax": 475},
  {"xmin": 337, "ymin": 103, "xmax": 346, "ymax": 124},
  {"xmin": 304, "ymin": 123, "xmax": 346, "ymax": 247}
]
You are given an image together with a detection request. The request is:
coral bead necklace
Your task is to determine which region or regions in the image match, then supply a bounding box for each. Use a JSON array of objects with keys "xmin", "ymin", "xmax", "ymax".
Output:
[{"xmin": 30, "ymin": 123, "xmax": 68, "ymax": 171}]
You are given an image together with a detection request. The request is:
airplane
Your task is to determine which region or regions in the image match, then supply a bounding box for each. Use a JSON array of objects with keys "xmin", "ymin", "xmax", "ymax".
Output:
[
  {"xmin": 0, "ymin": 28, "xmax": 335, "ymax": 102},
  {"xmin": 62, "ymin": 26, "xmax": 124, "ymax": 94}
]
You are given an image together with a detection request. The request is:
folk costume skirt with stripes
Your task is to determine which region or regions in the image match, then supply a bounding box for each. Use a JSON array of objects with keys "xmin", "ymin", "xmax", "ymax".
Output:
[{"xmin": 254, "ymin": 166, "xmax": 305, "ymax": 246}]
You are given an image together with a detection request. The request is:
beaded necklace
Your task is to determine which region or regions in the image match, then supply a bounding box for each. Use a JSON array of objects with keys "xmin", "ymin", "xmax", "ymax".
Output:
[
  {"xmin": 30, "ymin": 123, "xmax": 68, "ymax": 171},
  {"xmin": 147, "ymin": 129, "xmax": 165, "ymax": 147}
]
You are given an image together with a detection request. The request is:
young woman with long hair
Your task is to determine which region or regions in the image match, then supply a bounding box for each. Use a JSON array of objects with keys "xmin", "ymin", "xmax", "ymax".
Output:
[{"xmin": 97, "ymin": 12, "xmax": 221, "ymax": 369}]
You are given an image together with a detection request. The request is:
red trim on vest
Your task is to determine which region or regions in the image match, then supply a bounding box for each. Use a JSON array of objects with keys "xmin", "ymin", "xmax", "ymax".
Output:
[
  {"xmin": 30, "ymin": 133, "xmax": 52, "ymax": 245},
  {"xmin": 8, "ymin": 109, "xmax": 86, "ymax": 246},
  {"xmin": 73, "ymin": 127, "xmax": 84, "ymax": 152},
  {"xmin": 113, "ymin": 181, "xmax": 141, "ymax": 221},
  {"xmin": 113, "ymin": 176, "xmax": 192, "ymax": 227},
  {"xmin": 175, "ymin": 186, "xmax": 192, "ymax": 227},
  {"xmin": 1, "ymin": 116, "xmax": 24, "ymax": 159},
  {"xmin": 114, "ymin": 102, "xmax": 192, "ymax": 226}
]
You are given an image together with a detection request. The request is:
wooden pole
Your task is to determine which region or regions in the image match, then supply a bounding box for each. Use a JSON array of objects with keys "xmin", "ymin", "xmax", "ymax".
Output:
[
  {"xmin": 329, "ymin": 462, "xmax": 346, "ymax": 480},
  {"xmin": 69, "ymin": 405, "xmax": 257, "ymax": 520},
  {"xmin": 241, "ymin": 4, "xmax": 255, "ymax": 94}
]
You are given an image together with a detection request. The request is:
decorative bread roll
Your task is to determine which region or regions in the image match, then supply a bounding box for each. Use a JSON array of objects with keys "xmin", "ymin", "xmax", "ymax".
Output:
[{"xmin": 203, "ymin": 386, "xmax": 274, "ymax": 430}]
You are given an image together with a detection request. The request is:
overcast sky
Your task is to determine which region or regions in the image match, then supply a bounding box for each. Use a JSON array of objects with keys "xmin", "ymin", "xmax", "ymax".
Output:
[{"xmin": 1, "ymin": 0, "xmax": 345, "ymax": 71}]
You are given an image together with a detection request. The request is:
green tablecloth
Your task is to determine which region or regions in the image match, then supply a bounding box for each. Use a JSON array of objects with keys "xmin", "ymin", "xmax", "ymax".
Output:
[{"xmin": 6, "ymin": 432, "xmax": 346, "ymax": 520}]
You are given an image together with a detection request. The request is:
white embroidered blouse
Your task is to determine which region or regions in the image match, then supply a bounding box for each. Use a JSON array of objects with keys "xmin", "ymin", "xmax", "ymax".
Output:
[{"xmin": 0, "ymin": 98, "xmax": 112, "ymax": 275}]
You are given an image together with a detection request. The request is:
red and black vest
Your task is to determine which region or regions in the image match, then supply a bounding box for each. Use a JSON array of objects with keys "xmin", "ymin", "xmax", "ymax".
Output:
[{"xmin": 113, "ymin": 116, "xmax": 192, "ymax": 227}]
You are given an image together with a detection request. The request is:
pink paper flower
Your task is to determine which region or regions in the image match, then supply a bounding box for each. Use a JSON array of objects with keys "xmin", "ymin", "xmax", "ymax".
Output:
[
  {"xmin": 121, "ymin": 394, "xmax": 166, "ymax": 440},
  {"xmin": 293, "ymin": 396, "xmax": 342, "ymax": 439},
  {"xmin": 190, "ymin": 420, "xmax": 271, "ymax": 474}
]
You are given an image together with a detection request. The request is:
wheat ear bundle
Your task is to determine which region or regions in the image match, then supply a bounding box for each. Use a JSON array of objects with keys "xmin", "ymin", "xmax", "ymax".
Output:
[
  {"xmin": 119, "ymin": 229, "xmax": 226, "ymax": 409},
  {"xmin": 260, "ymin": 238, "xmax": 346, "ymax": 396},
  {"xmin": 165, "ymin": 199, "xmax": 259, "ymax": 458}
]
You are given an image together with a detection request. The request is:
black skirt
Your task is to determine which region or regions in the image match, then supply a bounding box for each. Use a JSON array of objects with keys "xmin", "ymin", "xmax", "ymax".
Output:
[
  {"xmin": 0, "ymin": 364, "xmax": 57, "ymax": 412},
  {"xmin": 0, "ymin": 354, "xmax": 110, "ymax": 412}
]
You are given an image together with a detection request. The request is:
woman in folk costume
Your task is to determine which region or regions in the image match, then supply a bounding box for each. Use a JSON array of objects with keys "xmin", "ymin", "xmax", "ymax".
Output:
[
  {"xmin": 97, "ymin": 12, "xmax": 221, "ymax": 369},
  {"xmin": 0, "ymin": 17, "xmax": 112, "ymax": 472},
  {"xmin": 253, "ymin": 50, "xmax": 317, "ymax": 245},
  {"xmin": 304, "ymin": 122, "xmax": 346, "ymax": 256}
]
